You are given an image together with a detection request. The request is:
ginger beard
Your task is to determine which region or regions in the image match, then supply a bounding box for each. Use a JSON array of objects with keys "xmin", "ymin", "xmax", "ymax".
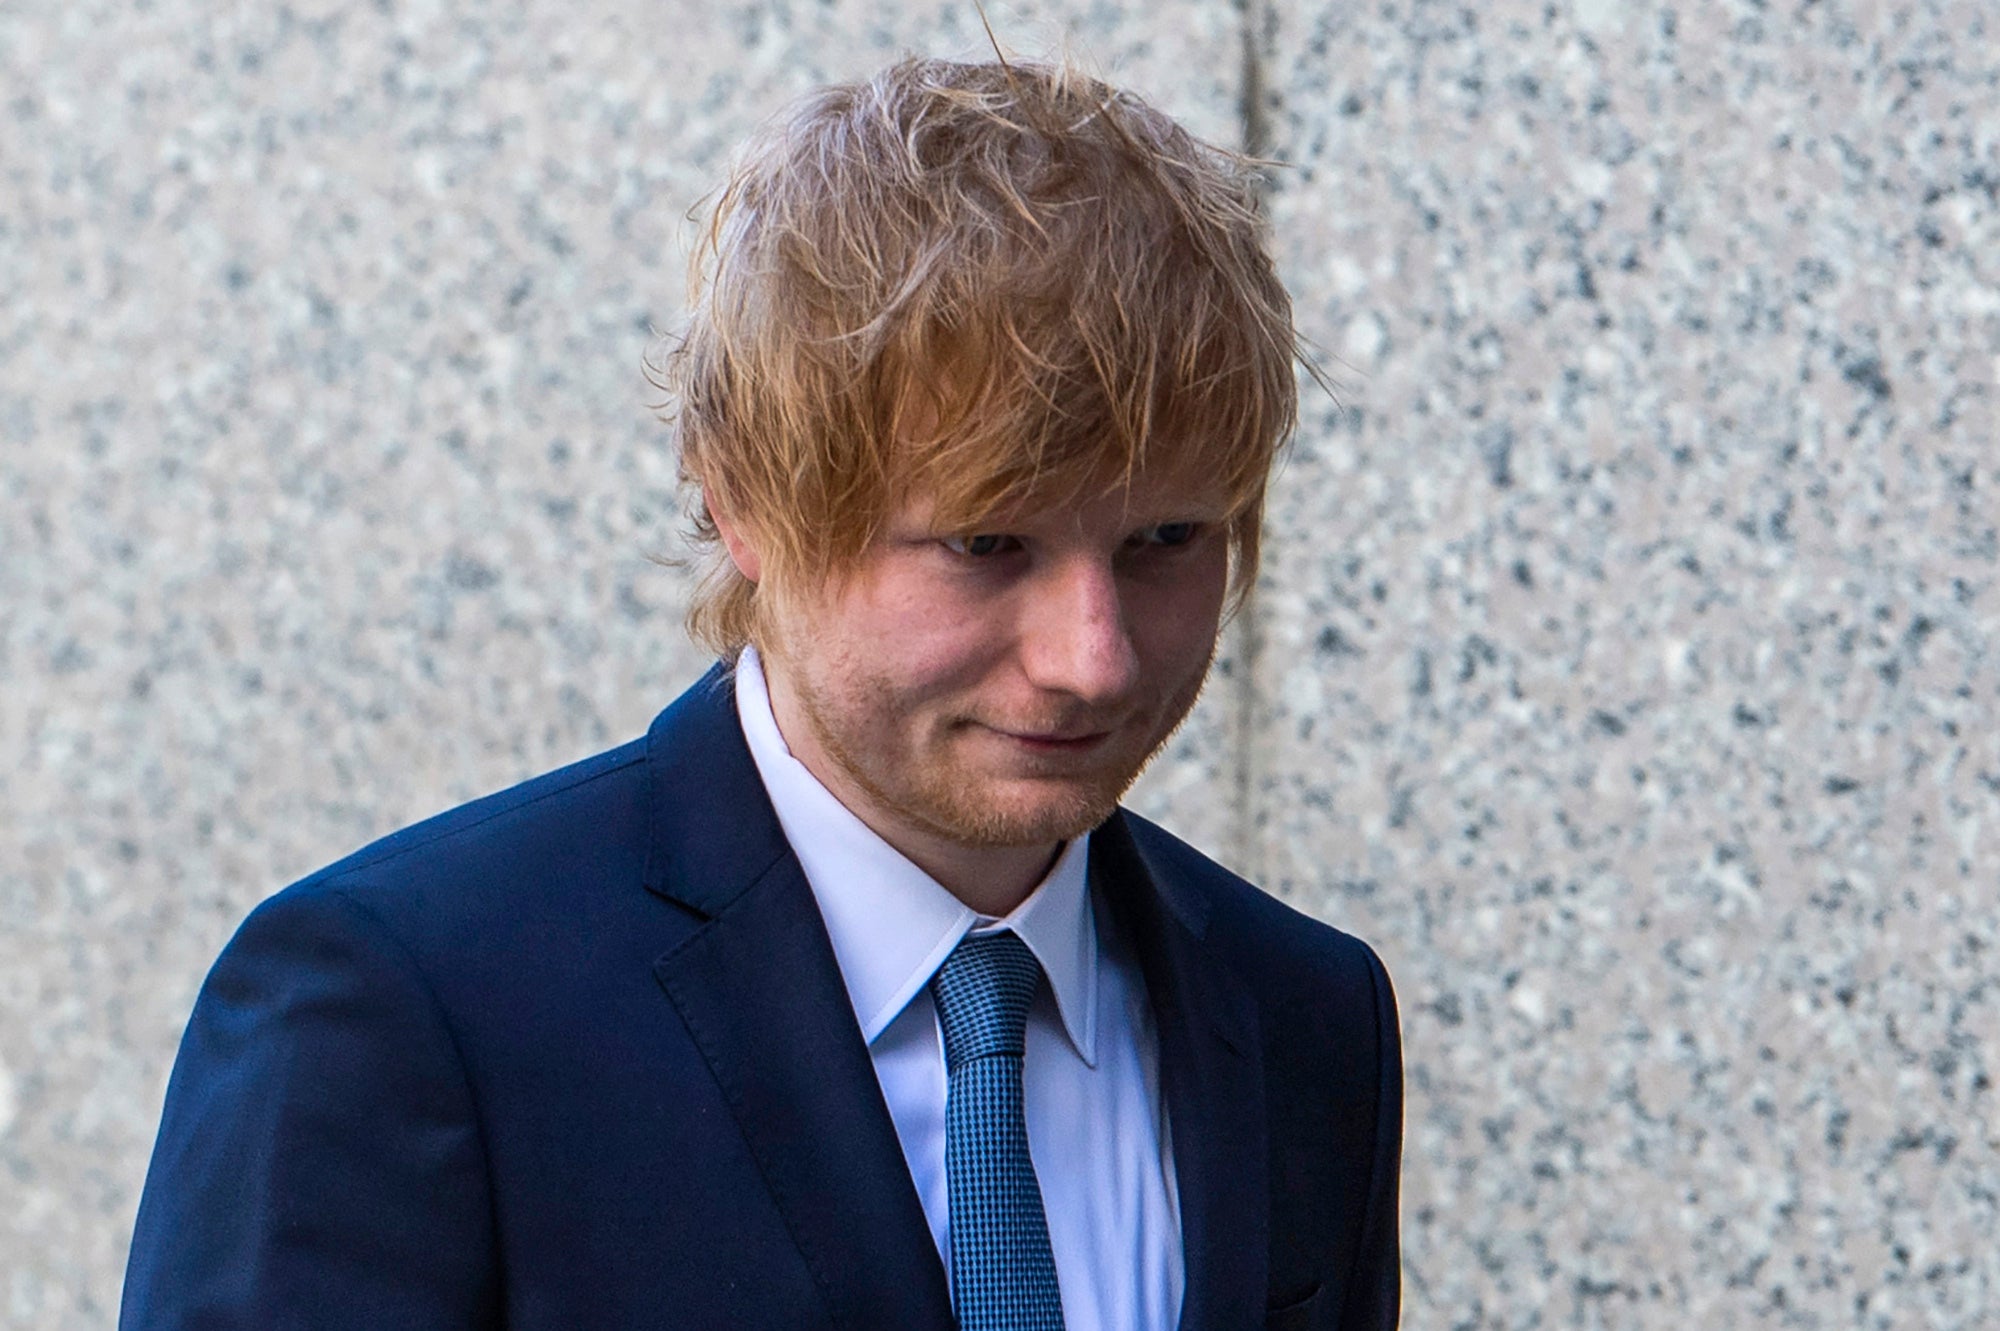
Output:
[{"xmin": 765, "ymin": 625, "xmax": 1218, "ymax": 850}]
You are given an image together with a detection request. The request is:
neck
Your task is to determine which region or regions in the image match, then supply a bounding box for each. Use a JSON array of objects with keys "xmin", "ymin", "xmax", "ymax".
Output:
[{"xmin": 895, "ymin": 837, "xmax": 1065, "ymax": 919}]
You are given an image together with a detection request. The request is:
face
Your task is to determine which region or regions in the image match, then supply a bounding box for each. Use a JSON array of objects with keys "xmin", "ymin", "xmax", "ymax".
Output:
[{"xmin": 749, "ymin": 473, "xmax": 1232, "ymax": 853}]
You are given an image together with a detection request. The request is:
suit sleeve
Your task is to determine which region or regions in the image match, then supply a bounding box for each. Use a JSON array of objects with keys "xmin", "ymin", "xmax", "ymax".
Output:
[
  {"xmin": 120, "ymin": 885, "xmax": 500, "ymax": 1329},
  {"xmin": 1339, "ymin": 939, "xmax": 1403, "ymax": 1331}
]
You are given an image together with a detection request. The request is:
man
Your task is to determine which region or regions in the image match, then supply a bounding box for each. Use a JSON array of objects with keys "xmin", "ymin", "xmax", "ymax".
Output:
[{"xmin": 122, "ymin": 57, "xmax": 1401, "ymax": 1330}]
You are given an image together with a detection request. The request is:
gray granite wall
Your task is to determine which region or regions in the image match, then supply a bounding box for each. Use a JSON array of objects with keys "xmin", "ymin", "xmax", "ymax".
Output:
[{"xmin": 4, "ymin": 0, "xmax": 1993, "ymax": 1325}]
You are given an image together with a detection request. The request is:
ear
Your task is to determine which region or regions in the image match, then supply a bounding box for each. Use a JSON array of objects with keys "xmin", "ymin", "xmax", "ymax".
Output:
[{"xmin": 709, "ymin": 502, "xmax": 764, "ymax": 583}]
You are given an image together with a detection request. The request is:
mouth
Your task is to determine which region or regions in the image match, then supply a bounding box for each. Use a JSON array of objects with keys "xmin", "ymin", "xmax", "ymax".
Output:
[
  {"xmin": 980, "ymin": 723, "xmax": 1120, "ymax": 755},
  {"xmin": 1007, "ymin": 731, "xmax": 1109, "ymax": 751}
]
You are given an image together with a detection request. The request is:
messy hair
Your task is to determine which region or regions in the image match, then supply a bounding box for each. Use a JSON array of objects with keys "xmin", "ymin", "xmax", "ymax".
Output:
[{"xmin": 653, "ymin": 55, "xmax": 1309, "ymax": 657}]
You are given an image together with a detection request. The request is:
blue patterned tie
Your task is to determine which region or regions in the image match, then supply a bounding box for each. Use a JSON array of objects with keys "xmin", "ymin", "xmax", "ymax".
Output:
[{"xmin": 930, "ymin": 930, "xmax": 1066, "ymax": 1331}]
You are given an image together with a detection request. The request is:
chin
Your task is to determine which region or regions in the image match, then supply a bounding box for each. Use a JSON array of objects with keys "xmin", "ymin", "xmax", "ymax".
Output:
[{"xmin": 905, "ymin": 774, "xmax": 1130, "ymax": 850}]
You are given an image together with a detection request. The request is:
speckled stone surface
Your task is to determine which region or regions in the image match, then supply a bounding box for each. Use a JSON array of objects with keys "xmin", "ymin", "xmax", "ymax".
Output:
[
  {"xmin": 5, "ymin": 0, "xmax": 1996, "ymax": 1325},
  {"xmin": 1254, "ymin": 1, "xmax": 1998, "ymax": 1326},
  {"xmin": 0, "ymin": 2, "xmax": 1242, "ymax": 1321}
]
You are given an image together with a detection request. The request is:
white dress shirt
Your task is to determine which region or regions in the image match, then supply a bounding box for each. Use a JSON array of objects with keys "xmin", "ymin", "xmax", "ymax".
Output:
[{"xmin": 734, "ymin": 647, "xmax": 1185, "ymax": 1331}]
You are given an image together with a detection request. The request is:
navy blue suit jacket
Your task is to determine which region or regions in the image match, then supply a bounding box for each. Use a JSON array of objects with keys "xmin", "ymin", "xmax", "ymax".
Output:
[{"xmin": 122, "ymin": 668, "xmax": 1401, "ymax": 1329}]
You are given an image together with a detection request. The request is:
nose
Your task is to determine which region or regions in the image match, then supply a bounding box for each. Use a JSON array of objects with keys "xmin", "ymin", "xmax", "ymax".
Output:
[{"xmin": 1017, "ymin": 556, "xmax": 1141, "ymax": 707}]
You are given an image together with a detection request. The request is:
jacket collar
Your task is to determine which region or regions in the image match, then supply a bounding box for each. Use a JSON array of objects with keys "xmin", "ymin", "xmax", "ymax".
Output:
[
  {"xmin": 644, "ymin": 664, "xmax": 955, "ymax": 1329},
  {"xmin": 641, "ymin": 663, "xmax": 791, "ymax": 919},
  {"xmin": 1092, "ymin": 812, "xmax": 1270, "ymax": 1331}
]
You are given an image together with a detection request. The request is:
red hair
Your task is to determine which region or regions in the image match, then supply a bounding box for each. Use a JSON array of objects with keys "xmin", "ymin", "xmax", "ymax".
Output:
[{"xmin": 653, "ymin": 56, "xmax": 1308, "ymax": 656}]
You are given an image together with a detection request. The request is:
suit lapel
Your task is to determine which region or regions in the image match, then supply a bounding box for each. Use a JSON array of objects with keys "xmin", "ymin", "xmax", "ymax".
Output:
[
  {"xmin": 1094, "ymin": 814, "xmax": 1270, "ymax": 1331},
  {"xmin": 642, "ymin": 668, "xmax": 954, "ymax": 1331}
]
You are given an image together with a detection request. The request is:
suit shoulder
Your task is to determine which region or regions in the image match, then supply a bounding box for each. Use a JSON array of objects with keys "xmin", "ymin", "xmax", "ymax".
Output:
[
  {"xmin": 1117, "ymin": 810, "xmax": 1393, "ymax": 1008},
  {"xmin": 278, "ymin": 736, "xmax": 651, "ymax": 924}
]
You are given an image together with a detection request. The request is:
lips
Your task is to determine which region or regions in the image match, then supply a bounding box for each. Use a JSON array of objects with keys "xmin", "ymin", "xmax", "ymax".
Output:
[
  {"xmin": 955, "ymin": 708, "xmax": 1140, "ymax": 756},
  {"xmin": 974, "ymin": 718, "xmax": 1125, "ymax": 753},
  {"xmin": 1005, "ymin": 730, "xmax": 1110, "ymax": 748}
]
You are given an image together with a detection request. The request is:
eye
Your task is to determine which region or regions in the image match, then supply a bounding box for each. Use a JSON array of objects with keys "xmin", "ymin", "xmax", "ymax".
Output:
[
  {"xmin": 1133, "ymin": 521, "xmax": 1203, "ymax": 549},
  {"xmin": 941, "ymin": 533, "xmax": 1015, "ymax": 557}
]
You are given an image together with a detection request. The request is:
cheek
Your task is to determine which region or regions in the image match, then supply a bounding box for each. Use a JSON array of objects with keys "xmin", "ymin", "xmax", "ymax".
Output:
[
  {"xmin": 1131, "ymin": 559, "xmax": 1228, "ymax": 666},
  {"xmin": 1133, "ymin": 616, "xmax": 1220, "ymax": 685},
  {"xmin": 904, "ymin": 625, "xmax": 1011, "ymax": 697},
  {"xmin": 848, "ymin": 587, "xmax": 1009, "ymax": 700}
]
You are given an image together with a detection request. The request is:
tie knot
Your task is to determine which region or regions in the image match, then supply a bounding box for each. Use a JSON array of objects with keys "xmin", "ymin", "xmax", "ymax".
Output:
[{"xmin": 931, "ymin": 931, "xmax": 1043, "ymax": 1071}]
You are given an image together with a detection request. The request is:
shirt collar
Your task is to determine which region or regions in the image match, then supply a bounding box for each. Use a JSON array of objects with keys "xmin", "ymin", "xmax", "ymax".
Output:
[{"xmin": 733, "ymin": 646, "xmax": 1098, "ymax": 1065}]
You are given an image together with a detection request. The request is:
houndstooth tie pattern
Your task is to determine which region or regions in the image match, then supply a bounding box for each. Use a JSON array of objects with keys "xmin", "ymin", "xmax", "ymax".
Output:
[{"xmin": 931, "ymin": 930, "xmax": 1066, "ymax": 1331}]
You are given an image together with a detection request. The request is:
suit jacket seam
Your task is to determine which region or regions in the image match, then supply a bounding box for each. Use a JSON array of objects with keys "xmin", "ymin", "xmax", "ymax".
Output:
[
  {"xmin": 1337, "ymin": 936, "xmax": 1401, "ymax": 1326},
  {"xmin": 648, "ymin": 838, "xmax": 795, "ymax": 936},
  {"xmin": 319, "ymin": 751, "xmax": 647, "ymax": 883},
  {"xmin": 322, "ymin": 884, "xmax": 504, "ymax": 1299}
]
